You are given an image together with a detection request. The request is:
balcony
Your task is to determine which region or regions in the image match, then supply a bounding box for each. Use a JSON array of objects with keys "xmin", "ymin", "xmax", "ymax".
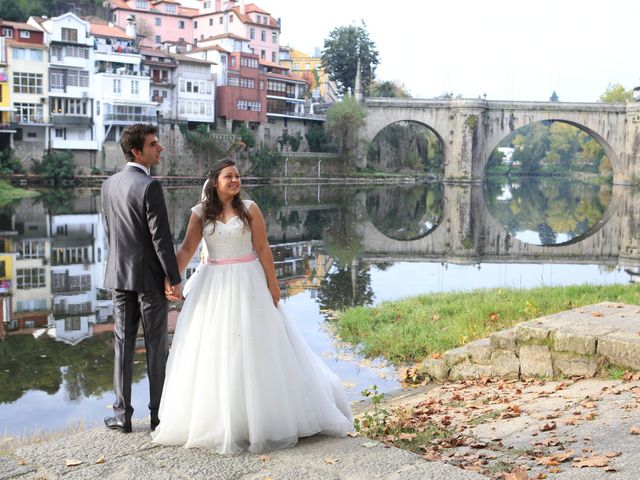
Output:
[
  {"xmin": 50, "ymin": 138, "xmax": 99, "ymax": 150},
  {"xmin": 104, "ymin": 113, "xmax": 156, "ymax": 123},
  {"xmin": 51, "ymin": 115, "xmax": 92, "ymax": 127},
  {"xmin": 13, "ymin": 114, "xmax": 49, "ymax": 125},
  {"xmin": 266, "ymin": 111, "xmax": 327, "ymax": 121}
]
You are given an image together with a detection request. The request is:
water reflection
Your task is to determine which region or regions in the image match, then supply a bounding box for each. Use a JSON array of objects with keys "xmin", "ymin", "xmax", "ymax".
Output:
[
  {"xmin": 1, "ymin": 181, "xmax": 639, "ymax": 435},
  {"xmin": 483, "ymin": 177, "xmax": 612, "ymax": 246},
  {"xmin": 366, "ymin": 183, "xmax": 444, "ymax": 241}
]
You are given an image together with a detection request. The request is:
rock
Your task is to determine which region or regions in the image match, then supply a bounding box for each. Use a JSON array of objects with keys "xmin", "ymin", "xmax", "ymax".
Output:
[
  {"xmin": 449, "ymin": 361, "xmax": 492, "ymax": 381},
  {"xmin": 515, "ymin": 322, "xmax": 551, "ymax": 343},
  {"xmin": 466, "ymin": 338, "xmax": 491, "ymax": 365},
  {"xmin": 552, "ymin": 351, "xmax": 598, "ymax": 377},
  {"xmin": 423, "ymin": 358, "xmax": 450, "ymax": 381},
  {"xmin": 519, "ymin": 344, "xmax": 553, "ymax": 378},
  {"xmin": 443, "ymin": 346, "xmax": 470, "ymax": 367},
  {"xmin": 598, "ymin": 335, "xmax": 640, "ymax": 370},
  {"xmin": 552, "ymin": 331, "xmax": 597, "ymax": 355},
  {"xmin": 490, "ymin": 329, "xmax": 516, "ymax": 352},
  {"xmin": 490, "ymin": 350, "xmax": 520, "ymax": 379}
]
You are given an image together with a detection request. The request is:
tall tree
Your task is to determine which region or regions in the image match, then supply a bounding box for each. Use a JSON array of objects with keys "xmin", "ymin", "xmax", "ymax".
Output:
[
  {"xmin": 370, "ymin": 80, "xmax": 411, "ymax": 98},
  {"xmin": 321, "ymin": 23, "xmax": 380, "ymax": 96},
  {"xmin": 599, "ymin": 83, "xmax": 633, "ymax": 103}
]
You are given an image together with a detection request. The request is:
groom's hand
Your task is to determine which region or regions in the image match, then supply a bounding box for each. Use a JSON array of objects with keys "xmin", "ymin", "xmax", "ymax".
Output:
[{"xmin": 164, "ymin": 278, "xmax": 182, "ymax": 301}]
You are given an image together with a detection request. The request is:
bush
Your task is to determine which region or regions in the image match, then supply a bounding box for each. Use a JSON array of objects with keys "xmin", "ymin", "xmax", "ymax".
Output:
[
  {"xmin": 249, "ymin": 146, "xmax": 282, "ymax": 176},
  {"xmin": 0, "ymin": 149, "xmax": 25, "ymax": 174},
  {"xmin": 36, "ymin": 151, "xmax": 75, "ymax": 182},
  {"xmin": 305, "ymin": 124, "xmax": 329, "ymax": 152}
]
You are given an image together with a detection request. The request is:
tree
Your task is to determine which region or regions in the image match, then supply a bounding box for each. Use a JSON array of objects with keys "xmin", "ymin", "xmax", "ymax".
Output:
[
  {"xmin": 326, "ymin": 96, "xmax": 365, "ymax": 161},
  {"xmin": 370, "ymin": 80, "xmax": 411, "ymax": 98},
  {"xmin": 305, "ymin": 124, "xmax": 328, "ymax": 152},
  {"xmin": 549, "ymin": 91, "xmax": 559, "ymax": 102},
  {"xmin": 599, "ymin": 83, "xmax": 633, "ymax": 103},
  {"xmin": 0, "ymin": 0, "xmax": 26, "ymax": 21},
  {"xmin": 321, "ymin": 23, "xmax": 380, "ymax": 96},
  {"xmin": 0, "ymin": 149, "xmax": 25, "ymax": 174}
]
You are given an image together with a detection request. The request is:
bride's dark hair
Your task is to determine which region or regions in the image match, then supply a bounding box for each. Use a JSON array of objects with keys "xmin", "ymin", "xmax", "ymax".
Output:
[{"xmin": 201, "ymin": 158, "xmax": 251, "ymax": 233}]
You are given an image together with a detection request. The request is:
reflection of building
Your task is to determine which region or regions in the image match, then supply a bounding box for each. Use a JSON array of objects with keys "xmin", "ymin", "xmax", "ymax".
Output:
[{"xmin": 271, "ymin": 240, "xmax": 332, "ymax": 298}]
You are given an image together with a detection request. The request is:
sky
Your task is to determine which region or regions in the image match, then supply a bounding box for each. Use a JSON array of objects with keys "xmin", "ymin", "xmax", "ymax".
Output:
[{"xmin": 256, "ymin": 0, "xmax": 640, "ymax": 102}]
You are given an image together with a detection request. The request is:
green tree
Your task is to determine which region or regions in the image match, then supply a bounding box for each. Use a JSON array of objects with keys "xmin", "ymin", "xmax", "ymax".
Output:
[
  {"xmin": 305, "ymin": 124, "xmax": 329, "ymax": 152},
  {"xmin": 321, "ymin": 23, "xmax": 380, "ymax": 95},
  {"xmin": 36, "ymin": 151, "xmax": 75, "ymax": 182},
  {"xmin": 549, "ymin": 91, "xmax": 559, "ymax": 102},
  {"xmin": 370, "ymin": 80, "xmax": 411, "ymax": 98},
  {"xmin": 0, "ymin": 149, "xmax": 25, "ymax": 174},
  {"xmin": 0, "ymin": 0, "xmax": 26, "ymax": 21},
  {"xmin": 237, "ymin": 123, "xmax": 256, "ymax": 150},
  {"xmin": 599, "ymin": 83, "xmax": 633, "ymax": 103},
  {"xmin": 326, "ymin": 96, "xmax": 365, "ymax": 161}
]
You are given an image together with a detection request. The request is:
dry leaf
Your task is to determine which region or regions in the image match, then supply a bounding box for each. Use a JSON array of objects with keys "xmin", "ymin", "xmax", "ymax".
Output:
[
  {"xmin": 488, "ymin": 312, "xmax": 500, "ymax": 322},
  {"xmin": 539, "ymin": 421, "xmax": 556, "ymax": 432},
  {"xmin": 346, "ymin": 431, "xmax": 359, "ymax": 437},
  {"xmin": 572, "ymin": 454, "xmax": 610, "ymax": 468},
  {"xmin": 362, "ymin": 441, "xmax": 378, "ymax": 448},
  {"xmin": 630, "ymin": 425, "xmax": 640, "ymax": 435},
  {"xmin": 324, "ymin": 457, "xmax": 338, "ymax": 465},
  {"xmin": 258, "ymin": 454, "xmax": 271, "ymax": 462},
  {"xmin": 95, "ymin": 456, "xmax": 106, "ymax": 464},
  {"xmin": 65, "ymin": 458, "xmax": 83, "ymax": 467},
  {"xmin": 431, "ymin": 352, "xmax": 443, "ymax": 360},
  {"xmin": 591, "ymin": 312, "xmax": 603, "ymax": 317},
  {"xmin": 503, "ymin": 467, "xmax": 530, "ymax": 480}
]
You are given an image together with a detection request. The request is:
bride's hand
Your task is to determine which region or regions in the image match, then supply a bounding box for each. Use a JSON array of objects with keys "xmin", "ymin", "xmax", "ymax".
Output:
[{"xmin": 269, "ymin": 283, "xmax": 281, "ymax": 306}]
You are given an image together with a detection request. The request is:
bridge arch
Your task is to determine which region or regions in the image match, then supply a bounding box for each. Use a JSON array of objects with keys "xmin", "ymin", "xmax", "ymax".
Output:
[{"xmin": 362, "ymin": 99, "xmax": 633, "ymax": 184}]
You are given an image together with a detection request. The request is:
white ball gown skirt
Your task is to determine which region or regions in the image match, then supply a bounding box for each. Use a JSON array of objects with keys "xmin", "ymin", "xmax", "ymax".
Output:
[{"xmin": 151, "ymin": 258, "xmax": 353, "ymax": 454}]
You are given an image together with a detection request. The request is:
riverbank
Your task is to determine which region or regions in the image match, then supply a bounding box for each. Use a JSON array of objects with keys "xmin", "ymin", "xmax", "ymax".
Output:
[{"xmin": 335, "ymin": 283, "xmax": 640, "ymax": 364}]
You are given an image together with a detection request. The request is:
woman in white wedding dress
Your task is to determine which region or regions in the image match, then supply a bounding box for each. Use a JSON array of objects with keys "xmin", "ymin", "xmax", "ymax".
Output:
[{"xmin": 151, "ymin": 159, "xmax": 353, "ymax": 454}]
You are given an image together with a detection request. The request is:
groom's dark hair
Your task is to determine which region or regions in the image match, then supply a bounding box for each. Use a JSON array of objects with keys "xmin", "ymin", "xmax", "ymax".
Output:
[{"xmin": 120, "ymin": 124, "xmax": 158, "ymax": 162}]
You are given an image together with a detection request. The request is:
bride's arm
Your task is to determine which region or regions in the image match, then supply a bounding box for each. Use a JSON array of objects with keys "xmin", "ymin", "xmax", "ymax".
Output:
[
  {"xmin": 176, "ymin": 213, "xmax": 204, "ymax": 274},
  {"xmin": 248, "ymin": 203, "xmax": 280, "ymax": 305}
]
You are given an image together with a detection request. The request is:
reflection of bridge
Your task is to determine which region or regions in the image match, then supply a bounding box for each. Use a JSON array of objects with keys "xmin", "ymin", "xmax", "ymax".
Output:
[
  {"xmin": 362, "ymin": 99, "xmax": 640, "ymax": 185},
  {"xmin": 358, "ymin": 184, "xmax": 640, "ymax": 269}
]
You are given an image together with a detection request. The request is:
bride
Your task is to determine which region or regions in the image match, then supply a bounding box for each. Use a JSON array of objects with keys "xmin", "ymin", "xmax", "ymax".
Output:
[{"xmin": 151, "ymin": 158, "xmax": 353, "ymax": 454}]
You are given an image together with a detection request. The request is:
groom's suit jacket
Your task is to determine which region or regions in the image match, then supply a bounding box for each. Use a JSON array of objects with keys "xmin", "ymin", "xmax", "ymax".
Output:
[{"xmin": 101, "ymin": 165, "xmax": 181, "ymax": 292}]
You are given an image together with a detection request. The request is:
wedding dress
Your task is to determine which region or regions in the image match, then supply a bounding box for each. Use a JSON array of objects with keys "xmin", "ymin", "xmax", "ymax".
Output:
[{"xmin": 151, "ymin": 199, "xmax": 353, "ymax": 453}]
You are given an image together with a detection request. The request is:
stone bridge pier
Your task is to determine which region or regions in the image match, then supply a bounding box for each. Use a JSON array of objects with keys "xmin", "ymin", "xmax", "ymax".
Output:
[{"xmin": 361, "ymin": 99, "xmax": 640, "ymax": 185}]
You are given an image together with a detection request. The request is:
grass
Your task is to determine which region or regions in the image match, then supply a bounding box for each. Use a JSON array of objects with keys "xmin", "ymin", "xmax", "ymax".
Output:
[
  {"xmin": 334, "ymin": 284, "xmax": 640, "ymax": 364},
  {"xmin": 0, "ymin": 180, "xmax": 39, "ymax": 206}
]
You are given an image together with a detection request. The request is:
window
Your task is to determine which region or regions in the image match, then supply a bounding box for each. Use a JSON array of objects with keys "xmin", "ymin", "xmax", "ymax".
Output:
[
  {"xmin": 164, "ymin": 3, "xmax": 176, "ymax": 13},
  {"xmin": 61, "ymin": 28, "xmax": 77, "ymax": 42},
  {"xmin": 194, "ymin": 20, "xmax": 198, "ymax": 28},
  {"xmin": 13, "ymin": 73, "xmax": 43, "ymax": 94},
  {"xmin": 1, "ymin": 28, "xmax": 12, "ymax": 38},
  {"xmin": 271, "ymin": 51, "xmax": 276, "ymax": 62},
  {"xmin": 229, "ymin": 14, "xmax": 233, "ymax": 22},
  {"xmin": 114, "ymin": 79, "xmax": 121, "ymax": 93},
  {"xmin": 155, "ymin": 35, "xmax": 161, "ymax": 43},
  {"xmin": 203, "ymin": 0, "xmax": 210, "ymax": 7},
  {"xmin": 249, "ymin": 28, "xmax": 255, "ymax": 40},
  {"xmin": 96, "ymin": 100, "xmax": 100, "ymax": 115},
  {"xmin": 219, "ymin": 16, "xmax": 223, "ymax": 24},
  {"xmin": 55, "ymin": 128, "xmax": 65, "ymax": 138},
  {"xmin": 16, "ymin": 240, "xmax": 45, "ymax": 259},
  {"xmin": 19, "ymin": 30, "xmax": 30, "ymax": 39},
  {"xmin": 16, "ymin": 268, "xmax": 46, "ymax": 289},
  {"xmin": 260, "ymin": 49, "xmax": 265, "ymax": 60},
  {"xmin": 179, "ymin": 20, "xmax": 185, "ymax": 29},
  {"xmin": 155, "ymin": 17, "xmax": 161, "ymax": 26},
  {"xmin": 305, "ymin": 63, "xmax": 311, "ymax": 70},
  {"xmin": 209, "ymin": 18, "xmax": 213, "ymax": 26},
  {"xmin": 236, "ymin": 99, "xmax": 261, "ymax": 111},
  {"xmin": 230, "ymin": 56, "xmax": 236, "ymax": 66},
  {"xmin": 27, "ymin": 132, "xmax": 37, "ymax": 138},
  {"xmin": 239, "ymin": 77, "xmax": 255, "ymax": 88},
  {"xmin": 261, "ymin": 30, "xmax": 266, "ymax": 41},
  {"xmin": 12, "ymin": 48, "xmax": 42, "ymax": 61},
  {"xmin": 272, "ymin": 31, "xmax": 277, "ymax": 43},
  {"xmin": 14, "ymin": 103, "xmax": 44, "ymax": 123},
  {"xmin": 131, "ymin": 80, "xmax": 139, "ymax": 95},
  {"xmin": 256, "ymin": 15, "xmax": 261, "ymax": 23},
  {"xmin": 136, "ymin": 0, "xmax": 148, "ymax": 7}
]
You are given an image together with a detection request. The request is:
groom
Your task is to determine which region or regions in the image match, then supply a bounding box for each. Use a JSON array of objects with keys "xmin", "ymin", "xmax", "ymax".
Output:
[{"xmin": 101, "ymin": 124, "xmax": 182, "ymax": 433}]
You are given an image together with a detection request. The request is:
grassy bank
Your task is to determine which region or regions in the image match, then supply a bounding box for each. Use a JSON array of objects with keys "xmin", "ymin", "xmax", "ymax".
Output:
[
  {"xmin": 335, "ymin": 284, "xmax": 640, "ymax": 364},
  {"xmin": 0, "ymin": 180, "xmax": 39, "ymax": 206}
]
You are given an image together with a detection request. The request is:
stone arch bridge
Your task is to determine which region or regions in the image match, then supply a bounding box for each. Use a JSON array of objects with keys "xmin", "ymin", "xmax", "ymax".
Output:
[{"xmin": 361, "ymin": 98, "xmax": 640, "ymax": 185}]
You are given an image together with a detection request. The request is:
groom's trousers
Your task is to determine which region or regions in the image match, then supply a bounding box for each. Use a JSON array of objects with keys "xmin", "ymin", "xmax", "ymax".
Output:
[{"xmin": 112, "ymin": 288, "xmax": 169, "ymax": 424}]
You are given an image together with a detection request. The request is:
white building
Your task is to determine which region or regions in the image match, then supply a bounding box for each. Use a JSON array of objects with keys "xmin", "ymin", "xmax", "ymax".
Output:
[
  {"xmin": 174, "ymin": 54, "xmax": 215, "ymax": 126},
  {"xmin": 91, "ymin": 22, "xmax": 157, "ymax": 147},
  {"xmin": 29, "ymin": 13, "xmax": 97, "ymax": 151}
]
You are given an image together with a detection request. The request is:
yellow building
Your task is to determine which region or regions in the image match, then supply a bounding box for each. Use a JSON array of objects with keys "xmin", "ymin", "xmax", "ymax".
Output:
[
  {"xmin": 280, "ymin": 46, "xmax": 339, "ymax": 103},
  {"xmin": 0, "ymin": 36, "xmax": 16, "ymax": 150}
]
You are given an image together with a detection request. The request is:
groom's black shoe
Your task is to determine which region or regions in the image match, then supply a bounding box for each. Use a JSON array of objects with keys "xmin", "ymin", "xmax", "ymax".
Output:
[
  {"xmin": 150, "ymin": 420, "xmax": 159, "ymax": 432},
  {"xmin": 104, "ymin": 416, "xmax": 132, "ymax": 433}
]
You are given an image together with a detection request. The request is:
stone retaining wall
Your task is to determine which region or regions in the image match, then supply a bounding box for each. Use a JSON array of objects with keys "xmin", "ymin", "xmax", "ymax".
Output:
[{"xmin": 423, "ymin": 302, "xmax": 640, "ymax": 382}]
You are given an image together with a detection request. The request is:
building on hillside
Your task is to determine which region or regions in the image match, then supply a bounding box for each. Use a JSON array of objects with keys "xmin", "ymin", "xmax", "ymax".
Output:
[
  {"xmin": 141, "ymin": 47, "xmax": 178, "ymax": 120},
  {"xmin": 1, "ymin": 21, "xmax": 48, "ymax": 163},
  {"xmin": 91, "ymin": 21, "xmax": 157, "ymax": 149},
  {"xmin": 279, "ymin": 46, "xmax": 339, "ymax": 103},
  {"xmin": 173, "ymin": 53, "xmax": 215, "ymax": 127},
  {"xmin": 28, "ymin": 13, "xmax": 98, "ymax": 155},
  {"xmin": 107, "ymin": 0, "xmax": 198, "ymax": 49},
  {"xmin": 0, "ymin": 35, "xmax": 14, "ymax": 151}
]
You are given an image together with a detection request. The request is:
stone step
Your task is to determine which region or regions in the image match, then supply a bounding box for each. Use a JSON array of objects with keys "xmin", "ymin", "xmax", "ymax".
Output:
[{"xmin": 424, "ymin": 302, "xmax": 640, "ymax": 382}]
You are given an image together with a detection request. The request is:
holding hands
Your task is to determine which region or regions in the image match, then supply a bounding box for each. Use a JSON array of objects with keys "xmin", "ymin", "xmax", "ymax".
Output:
[{"xmin": 164, "ymin": 278, "xmax": 182, "ymax": 301}]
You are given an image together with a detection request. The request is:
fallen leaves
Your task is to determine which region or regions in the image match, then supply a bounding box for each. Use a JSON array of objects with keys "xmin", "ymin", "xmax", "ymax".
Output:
[
  {"xmin": 538, "ymin": 421, "xmax": 556, "ymax": 432},
  {"xmin": 630, "ymin": 425, "xmax": 640, "ymax": 435},
  {"xmin": 572, "ymin": 451, "xmax": 620, "ymax": 469},
  {"xmin": 65, "ymin": 458, "xmax": 83, "ymax": 467}
]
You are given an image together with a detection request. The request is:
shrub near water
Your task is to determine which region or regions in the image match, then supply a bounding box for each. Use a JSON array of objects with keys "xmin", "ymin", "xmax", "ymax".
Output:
[{"xmin": 335, "ymin": 284, "xmax": 640, "ymax": 364}]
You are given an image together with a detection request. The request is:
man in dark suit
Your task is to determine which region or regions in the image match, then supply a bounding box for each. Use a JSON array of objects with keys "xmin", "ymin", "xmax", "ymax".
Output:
[{"xmin": 101, "ymin": 124, "xmax": 182, "ymax": 433}]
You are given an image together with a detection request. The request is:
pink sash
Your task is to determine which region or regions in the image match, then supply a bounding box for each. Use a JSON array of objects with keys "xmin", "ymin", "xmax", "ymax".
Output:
[{"xmin": 206, "ymin": 253, "xmax": 257, "ymax": 265}]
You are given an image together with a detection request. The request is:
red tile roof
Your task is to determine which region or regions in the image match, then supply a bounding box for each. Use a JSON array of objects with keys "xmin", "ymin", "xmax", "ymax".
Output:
[{"xmin": 90, "ymin": 23, "xmax": 133, "ymax": 40}]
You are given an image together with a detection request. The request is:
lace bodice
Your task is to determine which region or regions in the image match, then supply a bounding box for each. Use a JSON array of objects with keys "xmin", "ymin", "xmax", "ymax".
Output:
[{"xmin": 191, "ymin": 199, "xmax": 254, "ymax": 260}]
